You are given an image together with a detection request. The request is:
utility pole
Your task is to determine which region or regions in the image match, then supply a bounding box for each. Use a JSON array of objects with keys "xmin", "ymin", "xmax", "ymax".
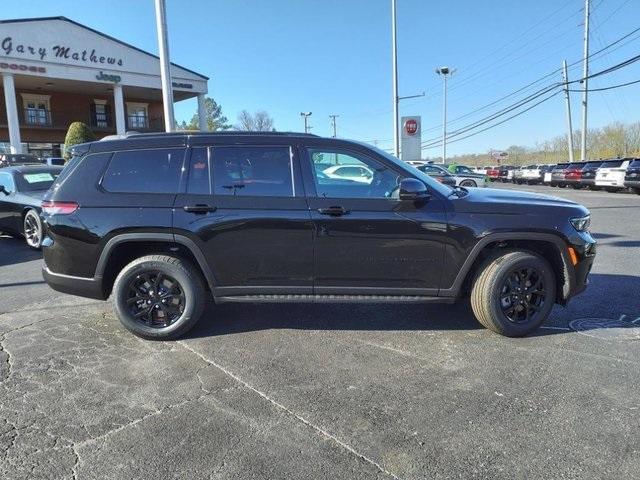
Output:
[
  {"xmin": 436, "ymin": 67, "xmax": 455, "ymax": 164},
  {"xmin": 391, "ymin": 0, "xmax": 400, "ymax": 157},
  {"xmin": 154, "ymin": 0, "xmax": 175, "ymax": 132},
  {"xmin": 300, "ymin": 112, "xmax": 312, "ymax": 133},
  {"xmin": 562, "ymin": 60, "xmax": 575, "ymax": 163},
  {"xmin": 580, "ymin": 0, "xmax": 590, "ymax": 160},
  {"xmin": 329, "ymin": 114, "xmax": 339, "ymax": 137}
]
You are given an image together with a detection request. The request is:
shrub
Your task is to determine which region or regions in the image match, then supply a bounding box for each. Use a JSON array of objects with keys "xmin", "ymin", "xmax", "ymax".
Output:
[{"xmin": 63, "ymin": 122, "xmax": 96, "ymax": 160}]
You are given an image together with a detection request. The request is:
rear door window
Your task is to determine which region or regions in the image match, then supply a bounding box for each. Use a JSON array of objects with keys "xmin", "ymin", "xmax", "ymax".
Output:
[{"xmin": 102, "ymin": 148, "xmax": 186, "ymax": 193}]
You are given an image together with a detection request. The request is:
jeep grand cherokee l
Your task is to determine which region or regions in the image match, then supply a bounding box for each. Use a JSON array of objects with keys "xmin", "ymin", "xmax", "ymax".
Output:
[{"xmin": 41, "ymin": 132, "xmax": 596, "ymax": 340}]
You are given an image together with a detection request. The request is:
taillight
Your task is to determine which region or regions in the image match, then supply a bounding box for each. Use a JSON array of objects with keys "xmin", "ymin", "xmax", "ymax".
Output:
[{"xmin": 41, "ymin": 201, "xmax": 78, "ymax": 215}]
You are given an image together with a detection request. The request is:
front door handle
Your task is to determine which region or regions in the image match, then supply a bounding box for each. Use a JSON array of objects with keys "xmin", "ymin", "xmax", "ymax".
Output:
[
  {"xmin": 183, "ymin": 204, "xmax": 217, "ymax": 214},
  {"xmin": 317, "ymin": 206, "xmax": 349, "ymax": 216}
]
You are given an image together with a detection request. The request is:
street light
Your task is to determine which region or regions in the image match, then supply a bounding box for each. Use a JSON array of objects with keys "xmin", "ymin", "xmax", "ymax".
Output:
[
  {"xmin": 435, "ymin": 66, "xmax": 455, "ymax": 164},
  {"xmin": 300, "ymin": 112, "xmax": 312, "ymax": 134}
]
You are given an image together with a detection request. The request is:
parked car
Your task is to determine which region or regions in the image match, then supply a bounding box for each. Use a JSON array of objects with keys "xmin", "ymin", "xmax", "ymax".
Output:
[
  {"xmin": 41, "ymin": 132, "xmax": 595, "ymax": 340},
  {"xmin": 323, "ymin": 164, "xmax": 373, "ymax": 184},
  {"xmin": 624, "ymin": 159, "xmax": 640, "ymax": 194},
  {"xmin": 577, "ymin": 161, "xmax": 603, "ymax": 190},
  {"xmin": 416, "ymin": 164, "xmax": 456, "ymax": 186},
  {"xmin": 43, "ymin": 157, "xmax": 66, "ymax": 166},
  {"xmin": 498, "ymin": 165, "xmax": 516, "ymax": 183},
  {"xmin": 540, "ymin": 164, "xmax": 556, "ymax": 185},
  {"xmin": 595, "ymin": 158, "xmax": 632, "ymax": 192},
  {"xmin": 443, "ymin": 164, "xmax": 488, "ymax": 187},
  {"xmin": 550, "ymin": 163, "xmax": 570, "ymax": 187},
  {"xmin": 0, "ymin": 153, "xmax": 41, "ymax": 168},
  {"xmin": 0, "ymin": 165, "xmax": 63, "ymax": 248},
  {"xmin": 563, "ymin": 162, "xmax": 588, "ymax": 189},
  {"xmin": 486, "ymin": 166, "xmax": 500, "ymax": 182},
  {"xmin": 512, "ymin": 166, "xmax": 524, "ymax": 183},
  {"xmin": 516, "ymin": 165, "xmax": 544, "ymax": 185}
]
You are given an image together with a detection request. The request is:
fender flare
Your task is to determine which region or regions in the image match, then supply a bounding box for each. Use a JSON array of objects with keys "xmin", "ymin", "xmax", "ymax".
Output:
[
  {"xmin": 95, "ymin": 232, "xmax": 217, "ymax": 291},
  {"xmin": 439, "ymin": 232, "xmax": 573, "ymax": 299}
]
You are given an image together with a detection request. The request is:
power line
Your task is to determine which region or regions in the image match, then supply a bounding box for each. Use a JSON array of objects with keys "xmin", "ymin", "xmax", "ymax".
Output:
[{"xmin": 568, "ymin": 77, "xmax": 640, "ymax": 91}]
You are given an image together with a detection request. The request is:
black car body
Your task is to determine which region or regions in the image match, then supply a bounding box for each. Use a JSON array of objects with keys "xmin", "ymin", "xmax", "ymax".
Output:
[
  {"xmin": 625, "ymin": 159, "xmax": 640, "ymax": 193},
  {"xmin": 0, "ymin": 165, "xmax": 63, "ymax": 247},
  {"xmin": 498, "ymin": 165, "xmax": 516, "ymax": 183},
  {"xmin": 550, "ymin": 163, "xmax": 570, "ymax": 187},
  {"xmin": 577, "ymin": 161, "xmax": 603, "ymax": 189},
  {"xmin": 0, "ymin": 153, "xmax": 41, "ymax": 168},
  {"xmin": 41, "ymin": 132, "xmax": 596, "ymax": 339},
  {"xmin": 416, "ymin": 164, "xmax": 456, "ymax": 186}
]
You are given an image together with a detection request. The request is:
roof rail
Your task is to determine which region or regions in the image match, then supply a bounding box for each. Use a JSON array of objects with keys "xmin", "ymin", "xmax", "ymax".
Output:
[{"xmin": 124, "ymin": 131, "xmax": 319, "ymax": 138}]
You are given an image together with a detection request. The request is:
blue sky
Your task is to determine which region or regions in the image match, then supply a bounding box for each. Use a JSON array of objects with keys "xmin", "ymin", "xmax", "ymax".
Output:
[{"xmin": 4, "ymin": 0, "xmax": 640, "ymax": 156}]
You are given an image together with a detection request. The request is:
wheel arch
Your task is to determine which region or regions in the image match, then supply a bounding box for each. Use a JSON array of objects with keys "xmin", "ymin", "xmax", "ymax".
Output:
[
  {"xmin": 441, "ymin": 232, "xmax": 573, "ymax": 304},
  {"xmin": 95, "ymin": 233, "xmax": 217, "ymax": 298}
]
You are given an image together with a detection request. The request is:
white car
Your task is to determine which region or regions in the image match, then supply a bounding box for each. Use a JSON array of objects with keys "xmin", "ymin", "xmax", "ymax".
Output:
[
  {"xmin": 323, "ymin": 164, "xmax": 373, "ymax": 184},
  {"xmin": 595, "ymin": 159, "xmax": 631, "ymax": 192},
  {"xmin": 516, "ymin": 165, "xmax": 543, "ymax": 184}
]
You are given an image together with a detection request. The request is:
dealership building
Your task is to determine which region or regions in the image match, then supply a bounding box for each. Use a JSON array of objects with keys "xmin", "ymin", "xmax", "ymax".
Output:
[{"xmin": 0, "ymin": 16, "xmax": 208, "ymax": 157}]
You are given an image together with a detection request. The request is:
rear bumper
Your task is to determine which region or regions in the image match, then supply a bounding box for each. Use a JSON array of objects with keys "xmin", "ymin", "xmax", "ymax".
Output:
[
  {"xmin": 42, "ymin": 266, "xmax": 106, "ymax": 300},
  {"xmin": 595, "ymin": 178, "xmax": 625, "ymax": 187}
]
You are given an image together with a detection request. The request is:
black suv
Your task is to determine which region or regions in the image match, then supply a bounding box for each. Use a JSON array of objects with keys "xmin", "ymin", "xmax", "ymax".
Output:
[
  {"xmin": 625, "ymin": 159, "xmax": 640, "ymax": 194},
  {"xmin": 41, "ymin": 132, "xmax": 596, "ymax": 339}
]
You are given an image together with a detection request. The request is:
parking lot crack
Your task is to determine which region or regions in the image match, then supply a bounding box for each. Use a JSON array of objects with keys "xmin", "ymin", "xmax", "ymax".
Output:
[
  {"xmin": 178, "ymin": 340, "xmax": 401, "ymax": 480},
  {"xmin": 0, "ymin": 334, "xmax": 12, "ymax": 383}
]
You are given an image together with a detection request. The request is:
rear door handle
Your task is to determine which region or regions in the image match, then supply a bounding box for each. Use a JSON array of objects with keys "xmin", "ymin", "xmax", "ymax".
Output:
[
  {"xmin": 317, "ymin": 206, "xmax": 349, "ymax": 216},
  {"xmin": 183, "ymin": 204, "xmax": 217, "ymax": 214}
]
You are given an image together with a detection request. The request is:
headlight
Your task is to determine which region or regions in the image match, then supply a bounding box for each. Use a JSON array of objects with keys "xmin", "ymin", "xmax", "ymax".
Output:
[{"xmin": 570, "ymin": 215, "xmax": 590, "ymax": 232}]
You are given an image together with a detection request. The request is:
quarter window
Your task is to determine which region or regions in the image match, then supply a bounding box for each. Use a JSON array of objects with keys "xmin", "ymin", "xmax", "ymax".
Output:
[
  {"xmin": 308, "ymin": 149, "xmax": 402, "ymax": 199},
  {"xmin": 102, "ymin": 148, "xmax": 185, "ymax": 193},
  {"xmin": 187, "ymin": 147, "xmax": 211, "ymax": 195},
  {"xmin": 212, "ymin": 146, "xmax": 294, "ymax": 197},
  {"xmin": 0, "ymin": 173, "xmax": 15, "ymax": 194}
]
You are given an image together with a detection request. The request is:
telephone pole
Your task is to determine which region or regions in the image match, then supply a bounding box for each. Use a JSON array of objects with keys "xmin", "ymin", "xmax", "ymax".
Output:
[
  {"xmin": 300, "ymin": 112, "xmax": 312, "ymax": 133},
  {"xmin": 154, "ymin": 0, "xmax": 175, "ymax": 132},
  {"xmin": 436, "ymin": 67, "xmax": 455, "ymax": 164},
  {"xmin": 391, "ymin": 0, "xmax": 400, "ymax": 157},
  {"xmin": 329, "ymin": 114, "xmax": 339, "ymax": 137},
  {"xmin": 562, "ymin": 60, "xmax": 575, "ymax": 163},
  {"xmin": 580, "ymin": 0, "xmax": 590, "ymax": 160}
]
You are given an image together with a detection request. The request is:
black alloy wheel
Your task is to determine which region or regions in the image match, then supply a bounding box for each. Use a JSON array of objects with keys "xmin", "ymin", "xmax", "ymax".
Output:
[
  {"xmin": 126, "ymin": 271, "xmax": 186, "ymax": 328},
  {"xmin": 499, "ymin": 267, "xmax": 546, "ymax": 324}
]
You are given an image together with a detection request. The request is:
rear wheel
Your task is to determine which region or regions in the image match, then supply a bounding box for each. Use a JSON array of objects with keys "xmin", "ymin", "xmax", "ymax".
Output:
[
  {"xmin": 113, "ymin": 255, "xmax": 206, "ymax": 340},
  {"xmin": 470, "ymin": 250, "xmax": 556, "ymax": 337},
  {"xmin": 23, "ymin": 209, "xmax": 43, "ymax": 249},
  {"xmin": 605, "ymin": 187, "xmax": 620, "ymax": 193},
  {"xmin": 632, "ymin": 187, "xmax": 640, "ymax": 195},
  {"xmin": 460, "ymin": 179, "xmax": 477, "ymax": 187}
]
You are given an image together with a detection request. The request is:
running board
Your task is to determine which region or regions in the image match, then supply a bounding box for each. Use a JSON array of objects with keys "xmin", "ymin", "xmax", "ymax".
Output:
[{"xmin": 215, "ymin": 294, "xmax": 453, "ymax": 304}]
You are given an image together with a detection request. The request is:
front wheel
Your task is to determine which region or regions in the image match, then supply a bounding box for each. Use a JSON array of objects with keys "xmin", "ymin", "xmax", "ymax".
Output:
[
  {"xmin": 460, "ymin": 179, "xmax": 477, "ymax": 187},
  {"xmin": 23, "ymin": 209, "xmax": 43, "ymax": 249},
  {"xmin": 470, "ymin": 250, "xmax": 556, "ymax": 337},
  {"xmin": 113, "ymin": 255, "xmax": 206, "ymax": 340}
]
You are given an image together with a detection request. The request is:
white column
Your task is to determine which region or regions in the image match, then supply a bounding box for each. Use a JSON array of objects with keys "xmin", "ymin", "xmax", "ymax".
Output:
[
  {"xmin": 197, "ymin": 93, "xmax": 207, "ymax": 131},
  {"xmin": 2, "ymin": 73, "xmax": 22, "ymax": 154},
  {"xmin": 113, "ymin": 84, "xmax": 126, "ymax": 135}
]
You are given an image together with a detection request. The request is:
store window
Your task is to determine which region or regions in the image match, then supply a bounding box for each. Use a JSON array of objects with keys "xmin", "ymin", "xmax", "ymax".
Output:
[
  {"xmin": 127, "ymin": 102, "xmax": 149, "ymax": 129},
  {"xmin": 91, "ymin": 100, "xmax": 111, "ymax": 129},
  {"xmin": 21, "ymin": 94, "xmax": 51, "ymax": 126}
]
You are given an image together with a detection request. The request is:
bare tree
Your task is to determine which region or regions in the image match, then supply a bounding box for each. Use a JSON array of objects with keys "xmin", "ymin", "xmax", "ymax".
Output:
[{"xmin": 236, "ymin": 110, "xmax": 275, "ymax": 131}]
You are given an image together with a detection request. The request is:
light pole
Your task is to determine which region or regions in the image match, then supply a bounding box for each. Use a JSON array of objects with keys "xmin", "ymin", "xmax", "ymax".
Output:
[
  {"xmin": 436, "ymin": 66, "xmax": 455, "ymax": 164},
  {"xmin": 300, "ymin": 112, "xmax": 312, "ymax": 133},
  {"xmin": 154, "ymin": 0, "xmax": 175, "ymax": 132},
  {"xmin": 329, "ymin": 114, "xmax": 339, "ymax": 137},
  {"xmin": 391, "ymin": 0, "xmax": 399, "ymax": 157}
]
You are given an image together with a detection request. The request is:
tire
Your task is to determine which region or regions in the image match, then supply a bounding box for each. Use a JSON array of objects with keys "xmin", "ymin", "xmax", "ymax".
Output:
[
  {"xmin": 558, "ymin": 184, "xmax": 567, "ymax": 188},
  {"xmin": 632, "ymin": 187, "xmax": 640, "ymax": 195},
  {"xmin": 470, "ymin": 250, "xmax": 556, "ymax": 337},
  {"xmin": 23, "ymin": 209, "xmax": 43, "ymax": 249},
  {"xmin": 605, "ymin": 187, "xmax": 620, "ymax": 193},
  {"xmin": 460, "ymin": 179, "xmax": 477, "ymax": 187},
  {"xmin": 589, "ymin": 185, "xmax": 601, "ymax": 191},
  {"xmin": 112, "ymin": 255, "xmax": 206, "ymax": 340}
]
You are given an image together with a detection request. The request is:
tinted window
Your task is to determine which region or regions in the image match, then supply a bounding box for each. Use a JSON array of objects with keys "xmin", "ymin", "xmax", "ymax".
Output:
[
  {"xmin": 0, "ymin": 172, "xmax": 15, "ymax": 193},
  {"xmin": 553, "ymin": 164, "xmax": 569, "ymax": 170},
  {"xmin": 212, "ymin": 146, "xmax": 293, "ymax": 197},
  {"xmin": 309, "ymin": 148, "xmax": 403, "ymax": 199},
  {"xmin": 418, "ymin": 165, "xmax": 447, "ymax": 175},
  {"xmin": 585, "ymin": 162, "xmax": 602, "ymax": 169},
  {"xmin": 602, "ymin": 160, "xmax": 623, "ymax": 168},
  {"xmin": 630, "ymin": 160, "xmax": 640, "ymax": 168},
  {"xmin": 186, "ymin": 147, "xmax": 211, "ymax": 195},
  {"xmin": 102, "ymin": 148, "xmax": 185, "ymax": 193},
  {"xmin": 15, "ymin": 169, "xmax": 61, "ymax": 191}
]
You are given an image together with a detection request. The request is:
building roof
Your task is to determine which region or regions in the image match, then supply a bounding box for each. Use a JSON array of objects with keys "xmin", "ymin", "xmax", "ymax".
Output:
[{"xmin": 0, "ymin": 16, "xmax": 209, "ymax": 80}]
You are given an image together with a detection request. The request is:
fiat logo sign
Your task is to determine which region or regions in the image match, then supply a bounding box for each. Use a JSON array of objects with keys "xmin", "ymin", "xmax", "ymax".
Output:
[{"xmin": 404, "ymin": 119, "xmax": 418, "ymax": 135}]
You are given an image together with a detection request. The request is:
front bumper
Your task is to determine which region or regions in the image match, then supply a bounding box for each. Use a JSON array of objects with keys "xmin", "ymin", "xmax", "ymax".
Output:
[{"xmin": 563, "ymin": 234, "xmax": 596, "ymax": 302}]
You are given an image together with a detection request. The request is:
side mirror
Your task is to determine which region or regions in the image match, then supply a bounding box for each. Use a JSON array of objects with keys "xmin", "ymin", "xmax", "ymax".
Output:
[
  {"xmin": 399, "ymin": 178, "xmax": 430, "ymax": 202},
  {"xmin": 0, "ymin": 185, "xmax": 9, "ymax": 196}
]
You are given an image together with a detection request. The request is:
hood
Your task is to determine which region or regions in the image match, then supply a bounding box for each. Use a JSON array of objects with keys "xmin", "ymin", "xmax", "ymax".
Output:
[{"xmin": 452, "ymin": 187, "xmax": 589, "ymax": 217}]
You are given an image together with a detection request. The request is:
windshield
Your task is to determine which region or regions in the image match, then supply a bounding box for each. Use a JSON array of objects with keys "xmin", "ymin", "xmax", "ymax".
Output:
[
  {"xmin": 15, "ymin": 169, "xmax": 61, "ymax": 191},
  {"xmin": 364, "ymin": 145, "xmax": 453, "ymax": 196}
]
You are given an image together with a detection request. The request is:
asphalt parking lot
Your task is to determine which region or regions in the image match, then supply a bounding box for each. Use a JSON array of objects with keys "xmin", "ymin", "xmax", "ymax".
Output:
[{"xmin": 1, "ymin": 184, "xmax": 639, "ymax": 480}]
